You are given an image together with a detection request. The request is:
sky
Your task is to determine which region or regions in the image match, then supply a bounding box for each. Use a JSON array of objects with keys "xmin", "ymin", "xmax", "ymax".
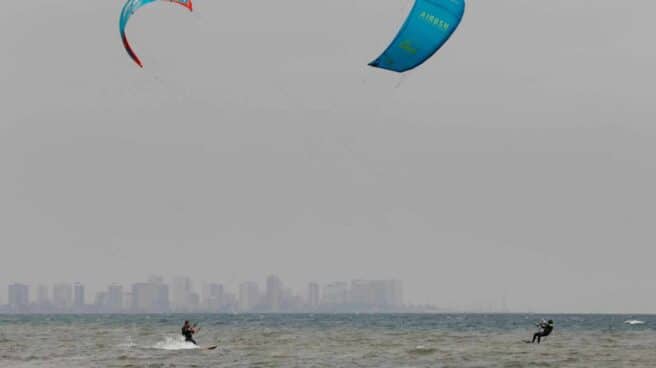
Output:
[{"xmin": 1, "ymin": 0, "xmax": 655, "ymax": 313}]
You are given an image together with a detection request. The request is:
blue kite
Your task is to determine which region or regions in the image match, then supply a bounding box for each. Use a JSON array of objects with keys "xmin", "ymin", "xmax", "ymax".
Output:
[
  {"xmin": 370, "ymin": 0, "xmax": 465, "ymax": 72},
  {"xmin": 119, "ymin": 0, "xmax": 193, "ymax": 67}
]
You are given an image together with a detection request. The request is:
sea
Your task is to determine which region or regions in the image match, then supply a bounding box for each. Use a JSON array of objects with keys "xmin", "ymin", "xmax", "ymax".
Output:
[{"xmin": 1, "ymin": 313, "xmax": 655, "ymax": 367}]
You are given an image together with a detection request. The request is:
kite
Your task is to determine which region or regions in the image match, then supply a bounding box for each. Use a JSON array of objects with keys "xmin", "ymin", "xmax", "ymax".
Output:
[
  {"xmin": 119, "ymin": 0, "xmax": 193, "ymax": 67},
  {"xmin": 369, "ymin": 0, "xmax": 465, "ymax": 72}
]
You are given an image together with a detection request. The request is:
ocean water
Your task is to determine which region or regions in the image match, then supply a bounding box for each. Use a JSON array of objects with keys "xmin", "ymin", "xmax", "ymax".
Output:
[{"xmin": 1, "ymin": 314, "xmax": 655, "ymax": 367}]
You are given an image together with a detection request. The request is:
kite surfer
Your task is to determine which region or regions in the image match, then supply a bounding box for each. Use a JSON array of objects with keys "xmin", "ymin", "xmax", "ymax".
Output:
[
  {"xmin": 181, "ymin": 320, "xmax": 199, "ymax": 345},
  {"xmin": 530, "ymin": 319, "xmax": 554, "ymax": 344}
]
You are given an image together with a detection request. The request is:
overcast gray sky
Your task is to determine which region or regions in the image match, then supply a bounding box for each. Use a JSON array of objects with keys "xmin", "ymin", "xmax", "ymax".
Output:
[{"xmin": 1, "ymin": 0, "xmax": 655, "ymax": 313}]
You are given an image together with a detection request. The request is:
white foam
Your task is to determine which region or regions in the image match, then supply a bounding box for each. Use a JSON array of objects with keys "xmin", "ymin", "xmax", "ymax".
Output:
[
  {"xmin": 153, "ymin": 336, "xmax": 199, "ymax": 350},
  {"xmin": 409, "ymin": 345, "xmax": 437, "ymax": 354},
  {"xmin": 118, "ymin": 336, "xmax": 137, "ymax": 349},
  {"xmin": 624, "ymin": 320, "xmax": 645, "ymax": 325}
]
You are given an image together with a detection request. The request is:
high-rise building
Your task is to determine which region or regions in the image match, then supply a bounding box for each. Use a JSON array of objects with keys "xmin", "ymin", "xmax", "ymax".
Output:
[
  {"xmin": 53, "ymin": 283, "xmax": 73, "ymax": 310},
  {"xmin": 73, "ymin": 283, "xmax": 85, "ymax": 309},
  {"xmin": 322, "ymin": 282, "xmax": 348, "ymax": 305},
  {"xmin": 206, "ymin": 283, "xmax": 224, "ymax": 311},
  {"xmin": 8, "ymin": 283, "xmax": 29, "ymax": 312},
  {"xmin": 239, "ymin": 282, "xmax": 260, "ymax": 312},
  {"xmin": 171, "ymin": 276, "xmax": 193, "ymax": 312},
  {"xmin": 350, "ymin": 280, "xmax": 374, "ymax": 306},
  {"xmin": 123, "ymin": 292, "xmax": 134, "ymax": 311},
  {"xmin": 36, "ymin": 285, "xmax": 49, "ymax": 305},
  {"xmin": 131, "ymin": 278, "xmax": 169, "ymax": 313},
  {"xmin": 149, "ymin": 276, "xmax": 169, "ymax": 312},
  {"xmin": 265, "ymin": 275, "xmax": 283, "ymax": 312},
  {"xmin": 107, "ymin": 284, "xmax": 124, "ymax": 312},
  {"xmin": 307, "ymin": 282, "xmax": 320, "ymax": 308},
  {"xmin": 188, "ymin": 292, "xmax": 200, "ymax": 311},
  {"xmin": 370, "ymin": 280, "xmax": 403, "ymax": 307},
  {"xmin": 282, "ymin": 288, "xmax": 301, "ymax": 311},
  {"xmin": 131, "ymin": 283, "xmax": 153, "ymax": 313},
  {"xmin": 348, "ymin": 280, "xmax": 403, "ymax": 309},
  {"xmin": 222, "ymin": 292, "xmax": 238, "ymax": 312},
  {"xmin": 389, "ymin": 280, "xmax": 404, "ymax": 307},
  {"xmin": 95, "ymin": 292, "xmax": 107, "ymax": 307}
]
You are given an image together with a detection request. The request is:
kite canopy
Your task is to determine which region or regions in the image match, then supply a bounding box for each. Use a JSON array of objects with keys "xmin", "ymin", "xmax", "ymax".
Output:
[
  {"xmin": 119, "ymin": 0, "xmax": 193, "ymax": 67},
  {"xmin": 369, "ymin": 0, "xmax": 465, "ymax": 72}
]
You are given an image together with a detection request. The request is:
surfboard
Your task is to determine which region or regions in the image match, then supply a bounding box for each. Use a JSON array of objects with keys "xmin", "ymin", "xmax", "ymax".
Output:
[{"xmin": 204, "ymin": 345, "xmax": 218, "ymax": 350}]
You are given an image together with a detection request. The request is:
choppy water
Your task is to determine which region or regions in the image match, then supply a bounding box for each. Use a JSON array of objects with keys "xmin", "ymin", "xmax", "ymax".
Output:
[{"xmin": 1, "ymin": 314, "xmax": 655, "ymax": 367}]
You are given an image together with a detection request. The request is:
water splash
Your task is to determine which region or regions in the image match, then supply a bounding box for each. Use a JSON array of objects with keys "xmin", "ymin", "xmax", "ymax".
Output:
[
  {"xmin": 153, "ymin": 336, "xmax": 199, "ymax": 350},
  {"xmin": 118, "ymin": 335, "xmax": 136, "ymax": 349},
  {"xmin": 408, "ymin": 345, "xmax": 437, "ymax": 354}
]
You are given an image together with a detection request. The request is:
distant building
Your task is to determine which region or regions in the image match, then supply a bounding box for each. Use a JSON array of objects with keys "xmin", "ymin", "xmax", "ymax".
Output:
[
  {"xmin": 389, "ymin": 280, "xmax": 403, "ymax": 307},
  {"xmin": 374, "ymin": 280, "xmax": 403, "ymax": 307},
  {"xmin": 123, "ymin": 292, "xmax": 133, "ymax": 311},
  {"xmin": 8, "ymin": 283, "xmax": 29, "ymax": 312},
  {"xmin": 322, "ymin": 282, "xmax": 348, "ymax": 305},
  {"xmin": 265, "ymin": 275, "xmax": 283, "ymax": 312},
  {"xmin": 206, "ymin": 283, "xmax": 225, "ymax": 311},
  {"xmin": 350, "ymin": 280, "xmax": 373, "ymax": 306},
  {"xmin": 131, "ymin": 283, "xmax": 151, "ymax": 312},
  {"xmin": 282, "ymin": 288, "xmax": 302, "ymax": 311},
  {"xmin": 171, "ymin": 276, "xmax": 193, "ymax": 312},
  {"xmin": 152, "ymin": 278, "xmax": 169, "ymax": 312},
  {"xmin": 222, "ymin": 292, "xmax": 238, "ymax": 312},
  {"xmin": 239, "ymin": 282, "xmax": 259, "ymax": 312},
  {"xmin": 349, "ymin": 280, "xmax": 403, "ymax": 309},
  {"xmin": 132, "ymin": 279, "xmax": 169, "ymax": 313},
  {"xmin": 95, "ymin": 292, "xmax": 107, "ymax": 308},
  {"xmin": 36, "ymin": 285, "xmax": 50, "ymax": 305},
  {"xmin": 53, "ymin": 283, "xmax": 73, "ymax": 311},
  {"xmin": 307, "ymin": 282, "xmax": 320, "ymax": 309},
  {"xmin": 73, "ymin": 283, "xmax": 85, "ymax": 309},
  {"xmin": 107, "ymin": 284, "xmax": 124, "ymax": 312},
  {"xmin": 189, "ymin": 292, "xmax": 200, "ymax": 311}
]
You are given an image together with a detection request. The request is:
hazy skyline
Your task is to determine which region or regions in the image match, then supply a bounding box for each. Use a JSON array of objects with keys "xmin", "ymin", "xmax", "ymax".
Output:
[
  {"xmin": 4, "ymin": 277, "xmax": 413, "ymax": 314},
  {"xmin": 2, "ymin": 1, "xmax": 656, "ymax": 313}
]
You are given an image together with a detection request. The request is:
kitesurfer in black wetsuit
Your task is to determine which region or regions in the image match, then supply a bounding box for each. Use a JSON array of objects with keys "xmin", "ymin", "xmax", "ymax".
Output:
[
  {"xmin": 181, "ymin": 320, "xmax": 198, "ymax": 345},
  {"xmin": 531, "ymin": 319, "xmax": 554, "ymax": 343}
]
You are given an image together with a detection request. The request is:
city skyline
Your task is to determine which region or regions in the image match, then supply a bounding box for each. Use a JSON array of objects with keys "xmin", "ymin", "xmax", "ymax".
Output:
[{"xmin": 3, "ymin": 275, "xmax": 418, "ymax": 314}]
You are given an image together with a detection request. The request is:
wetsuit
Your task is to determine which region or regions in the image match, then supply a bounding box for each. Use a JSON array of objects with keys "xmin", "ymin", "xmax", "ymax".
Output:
[
  {"xmin": 532, "ymin": 322, "xmax": 553, "ymax": 343},
  {"xmin": 182, "ymin": 325, "xmax": 197, "ymax": 345}
]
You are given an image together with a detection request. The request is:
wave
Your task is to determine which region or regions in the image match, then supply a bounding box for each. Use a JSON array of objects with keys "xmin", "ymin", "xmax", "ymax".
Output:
[
  {"xmin": 117, "ymin": 336, "xmax": 137, "ymax": 349},
  {"xmin": 408, "ymin": 345, "xmax": 437, "ymax": 354},
  {"xmin": 624, "ymin": 320, "xmax": 645, "ymax": 325},
  {"xmin": 152, "ymin": 336, "xmax": 199, "ymax": 350}
]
